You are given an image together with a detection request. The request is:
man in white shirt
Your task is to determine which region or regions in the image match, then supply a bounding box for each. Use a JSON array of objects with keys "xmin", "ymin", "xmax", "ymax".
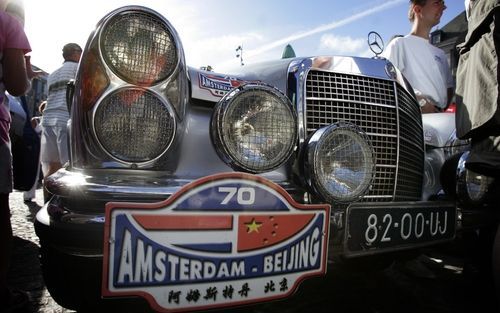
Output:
[
  {"xmin": 380, "ymin": 0, "xmax": 455, "ymax": 280},
  {"xmin": 40, "ymin": 43, "xmax": 81, "ymax": 178},
  {"xmin": 382, "ymin": 0, "xmax": 454, "ymax": 113}
]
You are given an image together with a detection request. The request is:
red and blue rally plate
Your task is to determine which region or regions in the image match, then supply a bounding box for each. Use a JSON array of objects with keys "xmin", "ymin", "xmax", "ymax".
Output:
[{"xmin": 102, "ymin": 172, "xmax": 330, "ymax": 312}]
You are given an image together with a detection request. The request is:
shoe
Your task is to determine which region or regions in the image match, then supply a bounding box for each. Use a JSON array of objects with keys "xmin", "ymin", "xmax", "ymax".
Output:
[{"xmin": 0, "ymin": 288, "xmax": 29, "ymax": 313}]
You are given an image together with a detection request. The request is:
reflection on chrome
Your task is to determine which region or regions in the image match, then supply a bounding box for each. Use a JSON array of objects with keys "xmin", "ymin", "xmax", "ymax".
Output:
[{"xmin": 59, "ymin": 172, "xmax": 88, "ymax": 188}]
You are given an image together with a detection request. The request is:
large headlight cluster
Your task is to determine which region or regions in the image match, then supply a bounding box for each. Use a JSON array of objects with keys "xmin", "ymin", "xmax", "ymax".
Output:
[
  {"xmin": 83, "ymin": 7, "xmax": 184, "ymax": 166},
  {"xmin": 303, "ymin": 123, "xmax": 375, "ymax": 203},
  {"xmin": 94, "ymin": 88, "xmax": 176, "ymax": 163},
  {"xmin": 211, "ymin": 84, "xmax": 297, "ymax": 173},
  {"xmin": 100, "ymin": 10, "xmax": 178, "ymax": 86}
]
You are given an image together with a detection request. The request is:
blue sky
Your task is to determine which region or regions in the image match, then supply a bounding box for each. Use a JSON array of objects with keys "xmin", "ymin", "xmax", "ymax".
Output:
[{"xmin": 23, "ymin": 0, "xmax": 465, "ymax": 73}]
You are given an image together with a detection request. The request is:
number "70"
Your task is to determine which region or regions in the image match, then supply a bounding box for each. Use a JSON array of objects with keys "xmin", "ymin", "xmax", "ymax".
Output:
[{"xmin": 218, "ymin": 187, "xmax": 256, "ymax": 205}]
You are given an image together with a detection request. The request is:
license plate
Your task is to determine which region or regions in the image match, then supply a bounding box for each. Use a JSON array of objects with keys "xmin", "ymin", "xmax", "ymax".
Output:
[{"xmin": 345, "ymin": 202, "xmax": 456, "ymax": 256}]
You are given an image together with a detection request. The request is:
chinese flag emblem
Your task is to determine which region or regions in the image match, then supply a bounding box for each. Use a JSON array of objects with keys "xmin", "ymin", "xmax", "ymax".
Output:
[{"xmin": 237, "ymin": 214, "xmax": 314, "ymax": 252}]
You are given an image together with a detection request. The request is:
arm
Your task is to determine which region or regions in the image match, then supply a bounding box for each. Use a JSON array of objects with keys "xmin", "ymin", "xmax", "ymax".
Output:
[{"xmin": 3, "ymin": 48, "xmax": 31, "ymax": 96}]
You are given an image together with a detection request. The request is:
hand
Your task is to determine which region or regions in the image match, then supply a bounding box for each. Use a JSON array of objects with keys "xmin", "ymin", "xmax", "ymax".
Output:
[
  {"xmin": 30, "ymin": 116, "xmax": 40, "ymax": 129},
  {"xmin": 420, "ymin": 102, "xmax": 440, "ymax": 113},
  {"xmin": 417, "ymin": 95, "xmax": 441, "ymax": 114}
]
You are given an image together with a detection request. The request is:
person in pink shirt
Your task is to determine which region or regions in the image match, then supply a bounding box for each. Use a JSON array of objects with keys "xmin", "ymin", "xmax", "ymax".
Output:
[{"xmin": 0, "ymin": 0, "xmax": 38, "ymax": 310}]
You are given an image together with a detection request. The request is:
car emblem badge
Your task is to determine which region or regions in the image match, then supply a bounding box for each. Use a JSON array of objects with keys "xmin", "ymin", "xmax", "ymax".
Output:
[
  {"xmin": 199, "ymin": 73, "xmax": 244, "ymax": 97},
  {"xmin": 367, "ymin": 31, "xmax": 384, "ymax": 57}
]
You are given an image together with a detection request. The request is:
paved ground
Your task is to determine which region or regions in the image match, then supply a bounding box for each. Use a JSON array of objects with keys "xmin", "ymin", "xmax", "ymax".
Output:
[
  {"xmin": 6, "ymin": 187, "xmax": 500, "ymax": 313},
  {"xmin": 7, "ymin": 188, "xmax": 74, "ymax": 313}
]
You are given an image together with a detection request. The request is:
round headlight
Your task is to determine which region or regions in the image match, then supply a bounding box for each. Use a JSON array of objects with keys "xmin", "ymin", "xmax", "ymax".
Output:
[
  {"xmin": 304, "ymin": 123, "xmax": 375, "ymax": 203},
  {"xmin": 456, "ymin": 151, "xmax": 496, "ymax": 206},
  {"xmin": 94, "ymin": 88, "xmax": 176, "ymax": 163},
  {"xmin": 211, "ymin": 84, "xmax": 297, "ymax": 173},
  {"xmin": 465, "ymin": 169, "xmax": 493, "ymax": 202},
  {"xmin": 100, "ymin": 9, "xmax": 178, "ymax": 85}
]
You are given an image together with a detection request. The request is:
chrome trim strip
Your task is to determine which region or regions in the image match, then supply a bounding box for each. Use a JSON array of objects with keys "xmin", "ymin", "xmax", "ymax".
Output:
[
  {"xmin": 363, "ymin": 195, "xmax": 394, "ymax": 199},
  {"xmin": 291, "ymin": 59, "xmax": 309, "ymax": 146},
  {"xmin": 365, "ymin": 133, "xmax": 398, "ymax": 138},
  {"xmin": 45, "ymin": 168, "xmax": 299, "ymax": 200},
  {"xmin": 393, "ymin": 81, "xmax": 400, "ymax": 199},
  {"xmin": 376, "ymin": 164, "xmax": 398, "ymax": 169}
]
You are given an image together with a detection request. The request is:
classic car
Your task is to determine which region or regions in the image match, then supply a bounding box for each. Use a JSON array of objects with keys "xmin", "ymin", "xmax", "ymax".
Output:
[
  {"xmin": 34, "ymin": 5, "xmax": 457, "ymax": 312},
  {"xmin": 438, "ymin": 117, "xmax": 500, "ymax": 299}
]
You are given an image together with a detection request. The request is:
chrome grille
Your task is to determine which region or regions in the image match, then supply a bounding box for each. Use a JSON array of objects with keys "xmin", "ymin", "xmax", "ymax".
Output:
[
  {"xmin": 305, "ymin": 70, "xmax": 423, "ymax": 202},
  {"xmin": 395, "ymin": 85, "xmax": 424, "ymax": 200}
]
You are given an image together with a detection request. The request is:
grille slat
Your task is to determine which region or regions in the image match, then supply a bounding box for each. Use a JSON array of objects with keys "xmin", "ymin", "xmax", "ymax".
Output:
[
  {"xmin": 306, "ymin": 97, "xmax": 397, "ymax": 109},
  {"xmin": 305, "ymin": 70, "xmax": 424, "ymax": 202}
]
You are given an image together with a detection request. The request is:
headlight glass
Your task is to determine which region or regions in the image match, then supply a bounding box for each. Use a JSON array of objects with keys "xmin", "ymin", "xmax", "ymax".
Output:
[
  {"xmin": 466, "ymin": 170, "xmax": 493, "ymax": 202},
  {"xmin": 212, "ymin": 84, "xmax": 297, "ymax": 173},
  {"xmin": 308, "ymin": 123, "xmax": 375, "ymax": 203},
  {"xmin": 100, "ymin": 10, "xmax": 178, "ymax": 85},
  {"xmin": 94, "ymin": 88, "xmax": 175, "ymax": 163}
]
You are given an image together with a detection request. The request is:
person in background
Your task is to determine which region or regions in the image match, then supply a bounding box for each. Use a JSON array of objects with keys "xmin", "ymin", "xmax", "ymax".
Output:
[
  {"xmin": 457, "ymin": 0, "xmax": 500, "ymax": 305},
  {"xmin": 382, "ymin": 0, "xmax": 454, "ymax": 113},
  {"xmin": 456, "ymin": 0, "xmax": 500, "ymax": 177},
  {"xmin": 23, "ymin": 100, "xmax": 45, "ymax": 202},
  {"xmin": 0, "ymin": 0, "xmax": 38, "ymax": 310},
  {"xmin": 381, "ymin": 0, "xmax": 454, "ymax": 280},
  {"xmin": 40, "ymin": 43, "xmax": 81, "ymax": 178}
]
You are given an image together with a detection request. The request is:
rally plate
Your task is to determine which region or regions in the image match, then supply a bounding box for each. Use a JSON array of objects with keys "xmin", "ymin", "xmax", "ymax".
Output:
[{"xmin": 102, "ymin": 173, "xmax": 330, "ymax": 312}]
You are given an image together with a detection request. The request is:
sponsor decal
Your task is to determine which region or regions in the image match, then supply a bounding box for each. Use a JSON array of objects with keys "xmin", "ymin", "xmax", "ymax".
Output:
[
  {"xmin": 103, "ymin": 172, "xmax": 330, "ymax": 312},
  {"xmin": 198, "ymin": 73, "xmax": 245, "ymax": 97}
]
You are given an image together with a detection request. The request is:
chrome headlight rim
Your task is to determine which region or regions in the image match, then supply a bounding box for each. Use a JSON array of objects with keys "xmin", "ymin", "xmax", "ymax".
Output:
[
  {"xmin": 304, "ymin": 122, "xmax": 375, "ymax": 204},
  {"xmin": 92, "ymin": 87, "xmax": 177, "ymax": 165},
  {"xmin": 457, "ymin": 151, "xmax": 494, "ymax": 206},
  {"xmin": 98, "ymin": 6, "xmax": 181, "ymax": 86},
  {"xmin": 444, "ymin": 129, "xmax": 471, "ymax": 160},
  {"xmin": 211, "ymin": 83, "xmax": 298, "ymax": 173}
]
